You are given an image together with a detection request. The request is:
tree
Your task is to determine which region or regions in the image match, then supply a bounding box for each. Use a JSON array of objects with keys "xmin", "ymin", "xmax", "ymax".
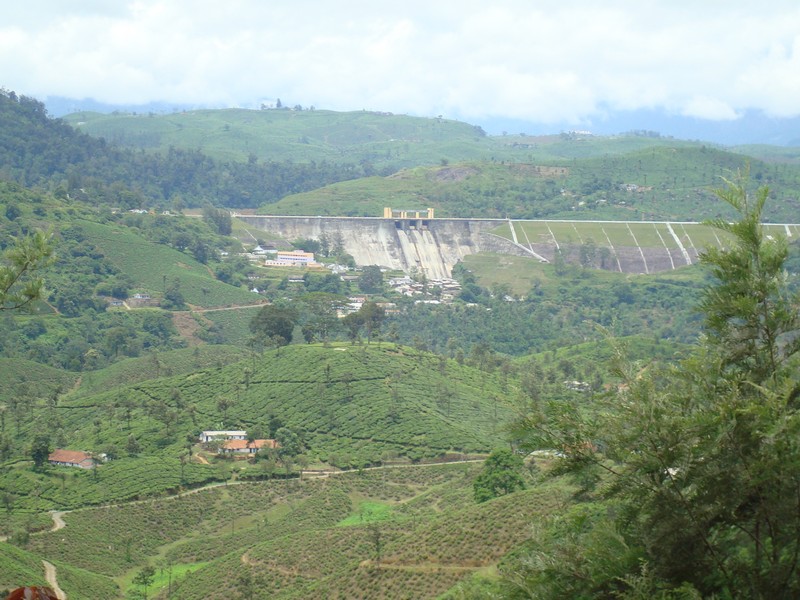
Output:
[
  {"xmin": 473, "ymin": 449, "xmax": 526, "ymax": 503},
  {"xmin": 357, "ymin": 265, "xmax": 383, "ymax": 293},
  {"xmin": 132, "ymin": 565, "xmax": 156, "ymax": 600},
  {"xmin": 161, "ymin": 278, "xmax": 186, "ymax": 310},
  {"xmin": 510, "ymin": 175, "xmax": 800, "ymax": 599},
  {"xmin": 249, "ymin": 303, "xmax": 298, "ymax": 347},
  {"xmin": 30, "ymin": 434, "xmax": 51, "ymax": 469},
  {"xmin": 125, "ymin": 434, "xmax": 141, "ymax": 457},
  {"xmin": 360, "ymin": 301, "xmax": 385, "ymax": 344},
  {"xmin": 342, "ymin": 301, "xmax": 385, "ymax": 344},
  {"xmin": 202, "ymin": 205, "xmax": 232, "ymax": 235},
  {"xmin": 275, "ymin": 427, "xmax": 301, "ymax": 458},
  {"xmin": 0, "ymin": 230, "xmax": 54, "ymax": 311},
  {"xmin": 217, "ymin": 396, "xmax": 235, "ymax": 427},
  {"xmin": 300, "ymin": 292, "xmax": 344, "ymax": 343}
]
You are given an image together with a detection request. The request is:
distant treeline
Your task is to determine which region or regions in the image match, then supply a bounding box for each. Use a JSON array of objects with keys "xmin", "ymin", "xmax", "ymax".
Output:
[{"xmin": 0, "ymin": 89, "xmax": 368, "ymax": 209}]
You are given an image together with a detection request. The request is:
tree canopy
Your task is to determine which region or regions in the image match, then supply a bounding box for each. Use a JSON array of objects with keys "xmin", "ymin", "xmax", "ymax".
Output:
[
  {"xmin": 507, "ymin": 175, "xmax": 800, "ymax": 599},
  {"xmin": 249, "ymin": 303, "xmax": 299, "ymax": 347},
  {"xmin": 473, "ymin": 448, "xmax": 526, "ymax": 503}
]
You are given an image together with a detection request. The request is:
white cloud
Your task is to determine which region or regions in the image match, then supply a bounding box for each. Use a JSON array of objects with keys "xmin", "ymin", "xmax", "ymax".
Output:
[
  {"xmin": 2, "ymin": 1, "xmax": 800, "ymax": 122},
  {"xmin": 681, "ymin": 97, "xmax": 740, "ymax": 121}
]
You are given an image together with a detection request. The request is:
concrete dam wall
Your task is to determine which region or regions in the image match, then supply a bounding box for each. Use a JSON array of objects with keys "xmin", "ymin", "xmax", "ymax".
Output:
[
  {"xmin": 236, "ymin": 215, "xmax": 717, "ymax": 275},
  {"xmin": 237, "ymin": 216, "xmax": 541, "ymax": 278}
]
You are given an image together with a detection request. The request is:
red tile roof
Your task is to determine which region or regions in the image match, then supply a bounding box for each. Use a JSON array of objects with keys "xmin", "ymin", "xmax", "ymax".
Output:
[
  {"xmin": 48, "ymin": 449, "xmax": 94, "ymax": 465},
  {"xmin": 221, "ymin": 439, "xmax": 278, "ymax": 451}
]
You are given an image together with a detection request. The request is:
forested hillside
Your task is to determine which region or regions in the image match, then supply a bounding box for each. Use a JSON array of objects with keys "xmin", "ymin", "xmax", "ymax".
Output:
[{"xmin": 0, "ymin": 90, "xmax": 366, "ymax": 209}]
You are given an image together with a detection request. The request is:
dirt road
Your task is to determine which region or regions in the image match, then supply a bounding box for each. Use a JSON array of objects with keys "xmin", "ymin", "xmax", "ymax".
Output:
[{"xmin": 43, "ymin": 560, "xmax": 66, "ymax": 600}]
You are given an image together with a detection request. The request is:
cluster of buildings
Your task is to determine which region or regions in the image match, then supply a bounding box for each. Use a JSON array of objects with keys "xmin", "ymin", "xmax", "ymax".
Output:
[
  {"xmin": 387, "ymin": 276, "xmax": 462, "ymax": 304},
  {"xmin": 45, "ymin": 431, "xmax": 279, "ymax": 470},
  {"xmin": 337, "ymin": 296, "xmax": 399, "ymax": 318},
  {"xmin": 199, "ymin": 430, "xmax": 279, "ymax": 455}
]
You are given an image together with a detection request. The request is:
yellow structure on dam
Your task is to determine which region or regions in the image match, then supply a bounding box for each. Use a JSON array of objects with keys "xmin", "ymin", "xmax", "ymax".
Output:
[{"xmin": 383, "ymin": 207, "xmax": 435, "ymax": 219}]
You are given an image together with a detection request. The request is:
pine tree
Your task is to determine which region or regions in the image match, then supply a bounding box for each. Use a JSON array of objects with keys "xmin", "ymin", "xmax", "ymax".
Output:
[{"xmin": 510, "ymin": 175, "xmax": 800, "ymax": 599}]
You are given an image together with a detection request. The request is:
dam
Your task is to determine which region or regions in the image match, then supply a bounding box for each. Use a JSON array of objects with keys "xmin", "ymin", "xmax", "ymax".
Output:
[
  {"xmin": 235, "ymin": 215, "xmax": 544, "ymax": 278},
  {"xmin": 235, "ymin": 214, "xmax": 800, "ymax": 276}
]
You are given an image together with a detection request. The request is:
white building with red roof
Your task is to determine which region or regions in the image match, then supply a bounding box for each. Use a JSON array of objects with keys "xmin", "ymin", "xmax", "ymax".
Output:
[{"xmin": 48, "ymin": 449, "xmax": 96, "ymax": 469}]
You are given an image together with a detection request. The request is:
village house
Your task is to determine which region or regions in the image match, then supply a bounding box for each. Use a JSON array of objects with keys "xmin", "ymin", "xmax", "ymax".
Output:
[
  {"xmin": 48, "ymin": 449, "xmax": 97, "ymax": 469},
  {"xmin": 199, "ymin": 430, "xmax": 247, "ymax": 443},
  {"xmin": 219, "ymin": 439, "xmax": 279, "ymax": 455}
]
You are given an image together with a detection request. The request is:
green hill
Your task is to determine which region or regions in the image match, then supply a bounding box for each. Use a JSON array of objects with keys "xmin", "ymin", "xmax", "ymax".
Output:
[
  {"xmin": 263, "ymin": 148, "xmax": 800, "ymax": 221},
  {"xmin": 0, "ymin": 91, "xmax": 364, "ymax": 210},
  {"xmin": 0, "ymin": 358, "xmax": 79, "ymax": 402},
  {"xmin": 63, "ymin": 106, "xmax": 749, "ymax": 171},
  {"xmin": 0, "ymin": 541, "xmax": 120, "ymax": 598},
  {"xmin": 65, "ymin": 108, "xmax": 493, "ymax": 167},
  {"xmin": 0, "ymin": 343, "xmax": 517, "ymax": 530},
  {"xmin": 74, "ymin": 219, "xmax": 257, "ymax": 308}
]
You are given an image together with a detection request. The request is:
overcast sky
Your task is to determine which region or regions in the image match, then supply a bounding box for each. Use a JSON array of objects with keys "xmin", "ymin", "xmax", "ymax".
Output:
[{"xmin": 3, "ymin": 1, "xmax": 800, "ymax": 127}]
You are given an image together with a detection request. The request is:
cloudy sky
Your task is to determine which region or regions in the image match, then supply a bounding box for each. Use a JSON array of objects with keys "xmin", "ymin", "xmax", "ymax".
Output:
[{"xmin": 3, "ymin": 1, "xmax": 800, "ymax": 130}]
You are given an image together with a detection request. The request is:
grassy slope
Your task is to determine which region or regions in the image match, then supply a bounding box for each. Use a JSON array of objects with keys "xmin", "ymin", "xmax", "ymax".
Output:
[
  {"xmin": 69, "ymin": 345, "xmax": 249, "ymax": 399},
  {"xmin": 95, "ymin": 343, "xmax": 512, "ymax": 460},
  {"xmin": 64, "ymin": 109, "xmax": 492, "ymax": 167},
  {"xmin": 261, "ymin": 147, "xmax": 800, "ymax": 221},
  {"xmin": 461, "ymin": 251, "xmax": 705, "ymax": 296},
  {"xmin": 0, "ymin": 541, "xmax": 120, "ymax": 598},
  {"xmin": 0, "ymin": 542, "xmax": 49, "ymax": 590},
  {"xmin": 77, "ymin": 219, "xmax": 259, "ymax": 308},
  {"xmin": 23, "ymin": 464, "xmax": 569, "ymax": 600},
  {"xmin": 0, "ymin": 358, "xmax": 80, "ymax": 401},
  {"xmin": 66, "ymin": 108, "xmax": 776, "ymax": 168}
]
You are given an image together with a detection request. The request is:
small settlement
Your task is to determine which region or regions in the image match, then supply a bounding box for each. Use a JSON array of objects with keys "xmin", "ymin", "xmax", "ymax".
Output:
[{"xmin": 199, "ymin": 430, "xmax": 279, "ymax": 457}]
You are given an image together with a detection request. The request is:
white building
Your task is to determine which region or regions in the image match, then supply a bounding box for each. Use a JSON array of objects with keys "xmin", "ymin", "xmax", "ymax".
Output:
[{"xmin": 199, "ymin": 430, "xmax": 248, "ymax": 443}]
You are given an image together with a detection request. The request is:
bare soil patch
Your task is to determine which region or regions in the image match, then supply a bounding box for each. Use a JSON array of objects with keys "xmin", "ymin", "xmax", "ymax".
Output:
[{"xmin": 171, "ymin": 312, "xmax": 207, "ymax": 346}]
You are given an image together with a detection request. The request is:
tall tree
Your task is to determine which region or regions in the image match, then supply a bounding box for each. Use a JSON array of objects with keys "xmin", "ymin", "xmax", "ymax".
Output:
[
  {"xmin": 357, "ymin": 265, "xmax": 383, "ymax": 294},
  {"xmin": 300, "ymin": 292, "xmax": 345, "ymax": 343},
  {"xmin": 249, "ymin": 303, "xmax": 298, "ymax": 347},
  {"xmin": 30, "ymin": 434, "xmax": 51, "ymax": 469},
  {"xmin": 509, "ymin": 176, "xmax": 800, "ymax": 599},
  {"xmin": 473, "ymin": 449, "xmax": 526, "ymax": 503}
]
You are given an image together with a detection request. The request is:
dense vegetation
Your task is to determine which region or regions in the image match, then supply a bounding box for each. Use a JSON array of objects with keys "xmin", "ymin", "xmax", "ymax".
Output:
[{"xmin": 0, "ymin": 90, "xmax": 369, "ymax": 210}]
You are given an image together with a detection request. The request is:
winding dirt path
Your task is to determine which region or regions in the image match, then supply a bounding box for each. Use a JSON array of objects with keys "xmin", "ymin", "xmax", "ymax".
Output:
[
  {"xmin": 49, "ymin": 511, "xmax": 67, "ymax": 532},
  {"xmin": 42, "ymin": 560, "xmax": 66, "ymax": 600}
]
